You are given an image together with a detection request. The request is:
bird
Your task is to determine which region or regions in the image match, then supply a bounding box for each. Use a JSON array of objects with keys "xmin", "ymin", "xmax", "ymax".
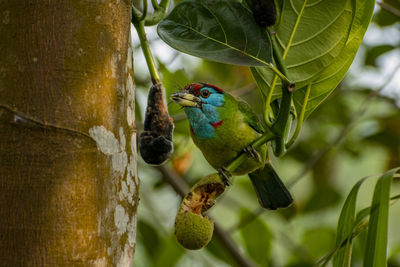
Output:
[{"xmin": 171, "ymin": 82, "xmax": 293, "ymax": 210}]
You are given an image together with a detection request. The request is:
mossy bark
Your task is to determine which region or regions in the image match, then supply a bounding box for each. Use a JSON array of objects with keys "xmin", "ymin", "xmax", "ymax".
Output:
[{"xmin": 0, "ymin": 1, "xmax": 138, "ymax": 265}]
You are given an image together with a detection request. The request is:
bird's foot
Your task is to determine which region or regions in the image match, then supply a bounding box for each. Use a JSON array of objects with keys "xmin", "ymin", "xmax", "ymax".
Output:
[
  {"xmin": 243, "ymin": 146, "xmax": 262, "ymax": 163},
  {"xmin": 218, "ymin": 167, "xmax": 232, "ymax": 186}
]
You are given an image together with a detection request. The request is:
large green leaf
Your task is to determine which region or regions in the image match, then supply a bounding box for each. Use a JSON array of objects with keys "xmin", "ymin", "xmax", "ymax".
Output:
[
  {"xmin": 253, "ymin": 0, "xmax": 353, "ymax": 89},
  {"xmin": 253, "ymin": 0, "xmax": 374, "ymax": 119},
  {"xmin": 157, "ymin": 0, "xmax": 272, "ymax": 66},
  {"xmin": 364, "ymin": 168, "xmax": 399, "ymax": 267}
]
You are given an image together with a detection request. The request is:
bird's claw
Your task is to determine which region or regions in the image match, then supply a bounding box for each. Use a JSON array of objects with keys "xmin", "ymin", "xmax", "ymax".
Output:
[
  {"xmin": 243, "ymin": 146, "xmax": 262, "ymax": 163},
  {"xmin": 218, "ymin": 167, "xmax": 232, "ymax": 186}
]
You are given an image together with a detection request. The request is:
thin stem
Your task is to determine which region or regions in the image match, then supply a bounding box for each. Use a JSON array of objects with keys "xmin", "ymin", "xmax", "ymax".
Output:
[
  {"xmin": 262, "ymin": 0, "xmax": 305, "ymax": 147},
  {"xmin": 144, "ymin": 0, "xmax": 171, "ymax": 26},
  {"xmin": 133, "ymin": 21, "xmax": 160, "ymax": 83},
  {"xmin": 269, "ymin": 31, "xmax": 294, "ymax": 156},
  {"xmin": 226, "ymin": 131, "xmax": 276, "ymax": 173},
  {"xmin": 139, "ymin": 0, "xmax": 149, "ymax": 21},
  {"xmin": 272, "ymin": 81, "xmax": 292, "ymax": 156},
  {"xmin": 131, "ymin": 0, "xmax": 170, "ymax": 26},
  {"xmin": 262, "ymin": 0, "xmax": 305, "ymax": 122},
  {"xmin": 264, "ymin": 75, "xmax": 279, "ymax": 126},
  {"xmin": 269, "ymin": 64, "xmax": 291, "ymax": 84},
  {"xmin": 131, "ymin": 5, "xmax": 143, "ymax": 24},
  {"xmin": 158, "ymin": 0, "xmax": 169, "ymax": 9},
  {"xmin": 151, "ymin": 0, "xmax": 160, "ymax": 10},
  {"xmin": 286, "ymin": 81, "xmax": 312, "ymax": 148}
]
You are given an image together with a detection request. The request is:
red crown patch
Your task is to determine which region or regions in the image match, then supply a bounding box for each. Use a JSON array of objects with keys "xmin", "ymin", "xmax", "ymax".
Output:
[{"xmin": 184, "ymin": 83, "xmax": 224, "ymax": 96}]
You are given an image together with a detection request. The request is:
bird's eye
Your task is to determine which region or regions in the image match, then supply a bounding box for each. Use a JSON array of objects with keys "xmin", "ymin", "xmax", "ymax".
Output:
[{"xmin": 200, "ymin": 89, "xmax": 210, "ymax": 98}]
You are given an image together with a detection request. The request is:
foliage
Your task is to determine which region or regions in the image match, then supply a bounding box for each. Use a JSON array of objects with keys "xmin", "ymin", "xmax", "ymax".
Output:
[
  {"xmin": 158, "ymin": 0, "xmax": 273, "ymax": 66},
  {"xmin": 132, "ymin": 0, "xmax": 400, "ymax": 266}
]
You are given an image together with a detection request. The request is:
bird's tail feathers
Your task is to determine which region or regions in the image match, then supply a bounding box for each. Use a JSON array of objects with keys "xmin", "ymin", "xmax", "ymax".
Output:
[{"xmin": 248, "ymin": 164, "xmax": 293, "ymax": 210}]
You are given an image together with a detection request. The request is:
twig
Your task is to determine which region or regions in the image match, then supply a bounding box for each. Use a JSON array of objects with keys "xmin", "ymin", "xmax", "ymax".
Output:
[
  {"xmin": 288, "ymin": 65, "xmax": 400, "ymax": 188},
  {"xmin": 156, "ymin": 165, "xmax": 257, "ymax": 267},
  {"xmin": 377, "ymin": 1, "xmax": 400, "ymax": 17},
  {"xmin": 133, "ymin": 21, "xmax": 160, "ymax": 83}
]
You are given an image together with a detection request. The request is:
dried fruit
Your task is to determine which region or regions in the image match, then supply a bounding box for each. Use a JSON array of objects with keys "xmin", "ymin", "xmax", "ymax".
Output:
[
  {"xmin": 249, "ymin": 0, "xmax": 277, "ymax": 27},
  {"xmin": 139, "ymin": 82, "xmax": 174, "ymax": 165}
]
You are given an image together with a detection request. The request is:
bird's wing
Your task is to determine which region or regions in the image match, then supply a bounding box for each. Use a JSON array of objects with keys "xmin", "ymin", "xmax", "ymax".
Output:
[{"xmin": 238, "ymin": 100, "xmax": 264, "ymax": 134}]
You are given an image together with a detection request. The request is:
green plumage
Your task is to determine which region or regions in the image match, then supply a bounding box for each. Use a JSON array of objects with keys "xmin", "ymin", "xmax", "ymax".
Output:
[
  {"xmin": 190, "ymin": 93, "xmax": 267, "ymax": 175},
  {"xmin": 171, "ymin": 83, "xmax": 293, "ymax": 209}
]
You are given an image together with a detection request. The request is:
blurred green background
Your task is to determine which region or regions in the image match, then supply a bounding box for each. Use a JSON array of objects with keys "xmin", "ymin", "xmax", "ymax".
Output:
[{"xmin": 132, "ymin": 2, "xmax": 400, "ymax": 266}]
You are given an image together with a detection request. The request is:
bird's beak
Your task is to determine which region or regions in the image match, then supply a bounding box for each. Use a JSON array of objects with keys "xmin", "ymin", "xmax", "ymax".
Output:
[{"xmin": 170, "ymin": 90, "xmax": 201, "ymax": 107}]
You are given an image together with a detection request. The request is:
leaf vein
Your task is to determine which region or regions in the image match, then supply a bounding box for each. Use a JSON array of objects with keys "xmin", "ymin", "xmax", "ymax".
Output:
[
  {"xmin": 283, "ymin": 0, "xmax": 308, "ymax": 59},
  {"xmin": 199, "ymin": 2, "xmax": 228, "ymax": 43},
  {"xmin": 287, "ymin": 35, "xmax": 345, "ymax": 68},
  {"xmin": 173, "ymin": 22, "xmax": 272, "ymax": 67}
]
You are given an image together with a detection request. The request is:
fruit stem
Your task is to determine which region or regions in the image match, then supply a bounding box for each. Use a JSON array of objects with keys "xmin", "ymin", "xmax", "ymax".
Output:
[{"xmin": 269, "ymin": 29, "xmax": 295, "ymax": 157}]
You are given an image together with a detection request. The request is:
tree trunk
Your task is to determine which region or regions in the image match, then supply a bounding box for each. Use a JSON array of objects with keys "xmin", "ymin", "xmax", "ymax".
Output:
[{"xmin": 0, "ymin": 1, "xmax": 138, "ymax": 266}]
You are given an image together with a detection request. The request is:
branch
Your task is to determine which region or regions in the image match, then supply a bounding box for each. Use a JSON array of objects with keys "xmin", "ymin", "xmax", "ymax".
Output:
[
  {"xmin": 377, "ymin": 1, "xmax": 400, "ymax": 17},
  {"xmin": 156, "ymin": 165, "xmax": 257, "ymax": 267}
]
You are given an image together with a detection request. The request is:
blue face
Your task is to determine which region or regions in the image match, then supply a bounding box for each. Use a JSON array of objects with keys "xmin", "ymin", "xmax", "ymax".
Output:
[
  {"xmin": 184, "ymin": 87, "xmax": 225, "ymax": 139},
  {"xmin": 198, "ymin": 87, "xmax": 225, "ymax": 107}
]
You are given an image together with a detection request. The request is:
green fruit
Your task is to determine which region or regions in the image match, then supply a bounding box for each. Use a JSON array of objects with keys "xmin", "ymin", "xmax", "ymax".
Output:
[
  {"xmin": 174, "ymin": 173, "xmax": 225, "ymax": 250},
  {"xmin": 175, "ymin": 211, "xmax": 214, "ymax": 250}
]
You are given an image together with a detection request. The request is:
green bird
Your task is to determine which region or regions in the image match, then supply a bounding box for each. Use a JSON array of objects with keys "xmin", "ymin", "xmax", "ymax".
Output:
[{"xmin": 171, "ymin": 83, "xmax": 293, "ymax": 210}]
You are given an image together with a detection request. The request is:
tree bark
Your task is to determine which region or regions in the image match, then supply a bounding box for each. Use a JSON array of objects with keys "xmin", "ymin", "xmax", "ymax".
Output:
[{"xmin": 0, "ymin": 1, "xmax": 138, "ymax": 266}]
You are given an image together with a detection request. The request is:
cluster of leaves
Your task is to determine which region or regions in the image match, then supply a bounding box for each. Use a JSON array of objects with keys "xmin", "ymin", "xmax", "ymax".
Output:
[
  {"xmin": 157, "ymin": 0, "xmax": 374, "ymax": 127},
  {"xmin": 133, "ymin": 0, "xmax": 400, "ymax": 266},
  {"xmin": 134, "ymin": 84, "xmax": 400, "ymax": 267}
]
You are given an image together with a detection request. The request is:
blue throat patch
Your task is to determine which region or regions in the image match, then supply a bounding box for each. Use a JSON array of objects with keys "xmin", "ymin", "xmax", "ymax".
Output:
[{"xmin": 184, "ymin": 87, "xmax": 224, "ymax": 139}]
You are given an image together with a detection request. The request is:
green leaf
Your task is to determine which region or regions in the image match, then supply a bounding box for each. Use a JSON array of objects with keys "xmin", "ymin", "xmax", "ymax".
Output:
[
  {"xmin": 239, "ymin": 209, "xmax": 273, "ymax": 265},
  {"xmin": 292, "ymin": 0, "xmax": 374, "ymax": 118},
  {"xmin": 365, "ymin": 45, "xmax": 396, "ymax": 66},
  {"xmin": 333, "ymin": 177, "xmax": 368, "ymax": 267},
  {"xmin": 319, "ymin": 170, "xmax": 400, "ymax": 267},
  {"xmin": 253, "ymin": 0, "xmax": 375, "ymax": 119},
  {"xmin": 364, "ymin": 167, "xmax": 400, "ymax": 267},
  {"xmin": 253, "ymin": 0, "xmax": 354, "ymax": 90},
  {"xmin": 157, "ymin": 0, "xmax": 272, "ymax": 67}
]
